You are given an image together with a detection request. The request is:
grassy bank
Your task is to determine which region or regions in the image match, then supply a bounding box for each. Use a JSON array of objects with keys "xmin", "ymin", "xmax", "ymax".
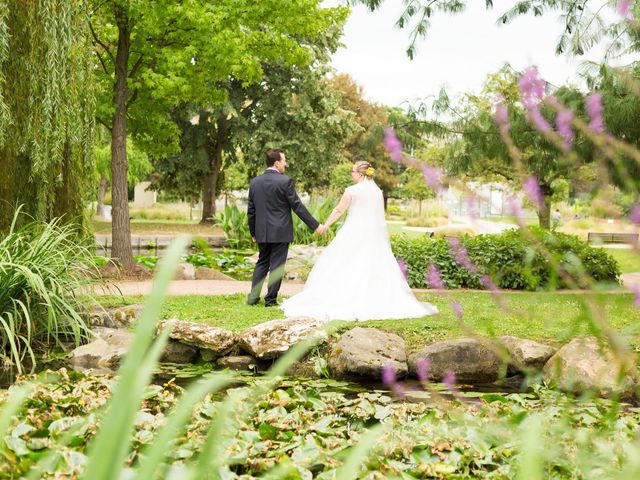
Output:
[{"xmin": 99, "ymin": 291, "xmax": 640, "ymax": 351}]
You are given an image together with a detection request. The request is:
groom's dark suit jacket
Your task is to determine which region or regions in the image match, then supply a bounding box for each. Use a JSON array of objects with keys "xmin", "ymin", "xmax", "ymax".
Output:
[{"xmin": 248, "ymin": 169, "xmax": 319, "ymax": 243}]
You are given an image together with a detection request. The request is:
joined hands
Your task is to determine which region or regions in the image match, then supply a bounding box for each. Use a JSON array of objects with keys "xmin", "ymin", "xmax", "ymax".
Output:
[{"xmin": 315, "ymin": 224, "xmax": 328, "ymax": 235}]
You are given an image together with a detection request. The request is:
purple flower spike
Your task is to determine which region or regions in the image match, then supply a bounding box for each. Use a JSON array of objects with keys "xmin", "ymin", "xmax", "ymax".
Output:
[
  {"xmin": 421, "ymin": 164, "xmax": 444, "ymax": 192},
  {"xmin": 617, "ymin": 0, "xmax": 634, "ymax": 20},
  {"xmin": 448, "ymin": 237, "xmax": 477, "ymax": 273},
  {"xmin": 518, "ymin": 67, "xmax": 552, "ymax": 132},
  {"xmin": 481, "ymin": 275, "xmax": 501, "ymax": 296},
  {"xmin": 586, "ymin": 92, "xmax": 605, "ymax": 134},
  {"xmin": 556, "ymin": 107, "xmax": 574, "ymax": 149},
  {"xmin": 397, "ymin": 257, "xmax": 408, "ymax": 280},
  {"xmin": 518, "ymin": 67, "xmax": 546, "ymax": 106},
  {"xmin": 392, "ymin": 383, "xmax": 406, "ymax": 397},
  {"xmin": 426, "ymin": 264, "xmax": 445, "ymax": 289},
  {"xmin": 452, "ymin": 302, "xmax": 464, "ymax": 319},
  {"xmin": 416, "ymin": 357, "xmax": 431, "ymax": 382},
  {"xmin": 442, "ymin": 371, "xmax": 457, "ymax": 388},
  {"xmin": 507, "ymin": 196, "xmax": 525, "ymax": 220},
  {"xmin": 523, "ymin": 176, "xmax": 544, "ymax": 210},
  {"xmin": 630, "ymin": 204, "xmax": 640, "ymax": 225},
  {"xmin": 381, "ymin": 363, "xmax": 396, "ymax": 386},
  {"xmin": 384, "ymin": 128, "xmax": 404, "ymax": 163}
]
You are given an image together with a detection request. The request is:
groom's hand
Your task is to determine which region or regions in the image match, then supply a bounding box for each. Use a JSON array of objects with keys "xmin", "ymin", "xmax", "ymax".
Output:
[
  {"xmin": 251, "ymin": 236, "xmax": 256, "ymax": 242},
  {"xmin": 315, "ymin": 224, "xmax": 326, "ymax": 235}
]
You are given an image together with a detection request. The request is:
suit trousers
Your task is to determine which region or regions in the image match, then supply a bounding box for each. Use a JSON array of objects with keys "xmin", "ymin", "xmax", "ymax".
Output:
[{"xmin": 248, "ymin": 242, "xmax": 289, "ymax": 305}]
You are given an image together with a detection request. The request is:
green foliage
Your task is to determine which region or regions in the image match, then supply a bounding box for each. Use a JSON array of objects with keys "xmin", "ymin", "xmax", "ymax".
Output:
[
  {"xmin": 183, "ymin": 249, "xmax": 253, "ymax": 280},
  {"xmin": 391, "ymin": 228, "xmax": 621, "ymax": 290},
  {"xmin": 94, "ymin": 139, "xmax": 151, "ymax": 186},
  {"xmin": 214, "ymin": 205, "xmax": 253, "ymax": 249},
  {"xmin": 134, "ymin": 255, "xmax": 158, "ymax": 269},
  {"xmin": 329, "ymin": 163, "xmax": 354, "ymax": 193},
  {"xmin": 292, "ymin": 199, "xmax": 339, "ymax": 246},
  {"xmin": 0, "ymin": 213, "xmax": 96, "ymax": 372},
  {"xmin": 0, "ymin": 0, "xmax": 95, "ymax": 231}
]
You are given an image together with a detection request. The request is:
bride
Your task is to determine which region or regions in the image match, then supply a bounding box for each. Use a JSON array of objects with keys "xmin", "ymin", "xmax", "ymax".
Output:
[{"xmin": 281, "ymin": 161, "xmax": 438, "ymax": 321}]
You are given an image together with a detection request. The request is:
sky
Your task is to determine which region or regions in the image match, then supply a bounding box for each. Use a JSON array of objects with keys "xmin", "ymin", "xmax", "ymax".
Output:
[{"xmin": 327, "ymin": 0, "xmax": 619, "ymax": 108}]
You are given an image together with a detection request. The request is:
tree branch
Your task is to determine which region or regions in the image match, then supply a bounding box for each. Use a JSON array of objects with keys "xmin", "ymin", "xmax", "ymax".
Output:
[
  {"xmin": 87, "ymin": 17, "xmax": 114, "ymax": 63},
  {"xmin": 96, "ymin": 116, "xmax": 111, "ymax": 131},
  {"xmin": 95, "ymin": 50, "xmax": 110, "ymax": 76},
  {"xmin": 129, "ymin": 54, "xmax": 144, "ymax": 78}
]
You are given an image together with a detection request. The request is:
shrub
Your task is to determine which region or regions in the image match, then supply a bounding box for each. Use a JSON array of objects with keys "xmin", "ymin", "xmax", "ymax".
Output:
[
  {"xmin": 0, "ymin": 214, "xmax": 96, "ymax": 371},
  {"xmin": 215, "ymin": 204, "xmax": 253, "ymax": 249},
  {"xmin": 292, "ymin": 199, "xmax": 339, "ymax": 246},
  {"xmin": 391, "ymin": 227, "xmax": 620, "ymax": 290},
  {"xmin": 432, "ymin": 225, "xmax": 477, "ymax": 237}
]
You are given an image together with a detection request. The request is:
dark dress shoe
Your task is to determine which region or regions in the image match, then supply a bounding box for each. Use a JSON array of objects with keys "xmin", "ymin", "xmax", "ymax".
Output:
[{"xmin": 264, "ymin": 302, "xmax": 279, "ymax": 308}]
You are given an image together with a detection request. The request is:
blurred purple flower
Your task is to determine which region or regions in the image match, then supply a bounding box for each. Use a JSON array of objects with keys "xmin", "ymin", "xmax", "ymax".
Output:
[
  {"xmin": 421, "ymin": 164, "xmax": 444, "ymax": 192},
  {"xmin": 493, "ymin": 101, "xmax": 510, "ymax": 134},
  {"xmin": 381, "ymin": 363, "xmax": 396, "ymax": 386},
  {"xmin": 523, "ymin": 176, "xmax": 544, "ymax": 210},
  {"xmin": 384, "ymin": 128, "xmax": 404, "ymax": 163},
  {"xmin": 416, "ymin": 357, "xmax": 431, "ymax": 382},
  {"xmin": 426, "ymin": 264, "xmax": 445, "ymax": 289},
  {"xmin": 630, "ymin": 204, "xmax": 640, "ymax": 225},
  {"xmin": 448, "ymin": 237, "xmax": 478, "ymax": 273},
  {"xmin": 518, "ymin": 67, "xmax": 552, "ymax": 132},
  {"xmin": 586, "ymin": 92, "xmax": 605, "ymax": 134},
  {"xmin": 518, "ymin": 67, "xmax": 546, "ymax": 106},
  {"xmin": 397, "ymin": 257, "xmax": 408, "ymax": 280},
  {"xmin": 556, "ymin": 107, "xmax": 574, "ymax": 149},
  {"xmin": 442, "ymin": 371, "xmax": 457, "ymax": 388},
  {"xmin": 507, "ymin": 196, "xmax": 525, "ymax": 221},
  {"xmin": 452, "ymin": 302, "xmax": 464, "ymax": 318},
  {"xmin": 617, "ymin": 0, "xmax": 634, "ymax": 19},
  {"xmin": 481, "ymin": 275, "xmax": 501, "ymax": 299},
  {"xmin": 634, "ymin": 286, "xmax": 640, "ymax": 308}
]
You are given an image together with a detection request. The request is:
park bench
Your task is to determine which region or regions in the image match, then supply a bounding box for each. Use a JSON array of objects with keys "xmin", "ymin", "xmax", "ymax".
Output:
[{"xmin": 587, "ymin": 232, "xmax": 639, "ymax": 245}]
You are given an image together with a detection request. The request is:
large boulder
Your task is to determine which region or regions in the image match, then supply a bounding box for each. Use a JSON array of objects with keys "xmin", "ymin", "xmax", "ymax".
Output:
[
  {"xmin": 501, "ymin": 336, "xmax": 556, "ymax": 374},
  {"xmin": 158, "ymin": 319, "xmax": 236, "ymax": 358},
  {"xmin": 70, "ymin": 328, "xmax": 133, "ymax": 370},
  {"xmin": 88, "ymin": 304, "xmax": 143, "ymax": 329},
  {"xmin": 216, "ymin": 355, "xmax": 255, "ymax": 370},
  {"xmin": 543, "ymin": 336, "xmax": 637, "ymax": 397},
  {"xmin": 160, "ymin": 340, "xmax": 199, "ymax": 364},
  {"xmin": 408, "ymin": 337, "xmax": 503, "ymax": 384},
  {"xmin": 328, "ymin": 327, "xmax": 408, "ymax": 380},
  {"xmin": 174, "ymin": 263, "xmax": 196, "ymax": 280},
  {"xmin": 195, "ymin": 267, "xmax": 234, "ymax": 281},
  {"xmin": 238, "ymin": 317, "xmax": 326, "ymax": 359}
]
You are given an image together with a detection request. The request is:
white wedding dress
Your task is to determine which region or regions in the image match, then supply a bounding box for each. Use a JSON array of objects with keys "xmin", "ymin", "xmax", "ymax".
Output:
[{"xmin": 281, "ymin": 178, "xmax": 438, "ymax": 321}]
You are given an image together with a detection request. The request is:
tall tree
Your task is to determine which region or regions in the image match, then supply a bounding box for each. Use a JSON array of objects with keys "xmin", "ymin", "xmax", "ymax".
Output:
[
  {"xmin": 152, "ymin": 7, "xmax": 354, "ymax": 220},
  {"xmin": 0, "ymin": 0, "xmax": 95, "ymax": 231},
  {"xmin": 439, "ymin": 68, "xmax": 594, "ymax": 228},
  {"xmin": 88, "ymin": 0, "xmax": 348, "ymax": 264}
]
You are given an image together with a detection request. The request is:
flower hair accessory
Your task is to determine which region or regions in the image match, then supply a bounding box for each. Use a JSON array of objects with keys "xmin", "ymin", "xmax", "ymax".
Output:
[{"xmin": 365, "ymin": 166, "xmax": 375, "ymax": 177}]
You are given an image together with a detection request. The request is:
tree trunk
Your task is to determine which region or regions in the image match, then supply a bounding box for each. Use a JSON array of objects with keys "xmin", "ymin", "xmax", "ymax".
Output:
[
  {"xmin": 200, "ymin": 114, "xmax": 227, "ymax": 224},
  {"xmin": 110, "ymin": 6, "xmax": 134, "ymax": 269},
  {"xmin": 97, "ymin": 176, "xmax": 109, "ymax": 218},
  {"xmin": 537, "ymin": 182, "xmax": 553, "ymax": 230}
]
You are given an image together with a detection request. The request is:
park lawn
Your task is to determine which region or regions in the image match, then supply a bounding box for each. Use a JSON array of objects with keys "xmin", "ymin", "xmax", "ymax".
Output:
[
  {"xmin": 385, "ymin": 221, "xmax": 427, "ymax": 239},
  {"xmin": 604, "ymin": 247, "xmax": 640, "ymax": 273},
  {"xmin": 99, "ymin": 291, "xmax": 640, "ymax": 351},
  {"xmin": 92, "ymin": 219, "xmax": 223, "ymax": 236}
]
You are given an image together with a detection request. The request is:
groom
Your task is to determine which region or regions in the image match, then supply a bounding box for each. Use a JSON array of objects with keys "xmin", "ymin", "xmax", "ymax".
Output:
[{"xmin": 247, "ymin": 149, "xmax": 325, "ymax": 307}]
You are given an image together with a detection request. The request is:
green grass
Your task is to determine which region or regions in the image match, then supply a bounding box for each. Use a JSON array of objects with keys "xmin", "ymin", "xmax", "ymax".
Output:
[
  {"xmin": 385, "ymin": 222, "xmax": 426, "ymax": 239},
  {"xmin": 603, "ymin": 247, "xmax": 640, "ymax": 273},
  {"xmin": 99, "ymin": 291, "xmax": 640, "ymax": 351}
]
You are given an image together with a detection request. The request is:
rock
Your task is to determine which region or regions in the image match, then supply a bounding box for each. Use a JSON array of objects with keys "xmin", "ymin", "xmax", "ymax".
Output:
[
  {"xmin": 158, "ymin": 319, "xmax": 236, "ymax": 358},
  {"xmin": 328, "ymin": 327, "xmax": 408, "ymax": 379},
  {"xmin": 160, "ymin": 340, "xmax": 199, "ymax": 364},
  {"xmin": 174, "ymin": 263, "xmax": 196, "ymax": 280},
  {"xmin": 501, "ymin": 336, "xmax": 555, "ymax": 374},
  {"xmin": 216, "ymin": 355, "xmax": 255, "ymax": 370},
  {"xmin": 239, "ymin": 317, "xmax": 326, "ymax": 359},
  {"xmin": 71, "ymin": 328, "xmax": 133, "ymax": 369},
  {"xmin": 543, "ymin": 336, "xmax": 637, "ymax": 397},
  {"xmin": 88, "ymin": 304, "xmax": 143, "ymax": 328},
  {"xmin": 408, "ymin": 338, "xmax": 503, "ymax": 384},
  {"xmin": 195, "ymin": 267, "xmax": 234, "ymax": 281}
]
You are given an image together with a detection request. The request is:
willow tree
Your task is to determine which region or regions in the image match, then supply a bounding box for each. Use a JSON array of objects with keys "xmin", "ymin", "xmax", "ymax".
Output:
[{"xmin": 0, "ymin": 0, "xmax": 95, "ymax": 231}]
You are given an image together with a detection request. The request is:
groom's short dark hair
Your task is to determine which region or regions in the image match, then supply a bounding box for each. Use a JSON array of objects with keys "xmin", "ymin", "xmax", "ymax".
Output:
[{"xmin": 266, "ymin": 148, "xmax": 285, "ymax": 167}]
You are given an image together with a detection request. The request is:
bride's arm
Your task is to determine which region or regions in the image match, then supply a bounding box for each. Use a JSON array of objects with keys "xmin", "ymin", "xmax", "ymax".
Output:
[{"xmin": 324, "ymin": 192, "xmax": 351, "ymax": 229}]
